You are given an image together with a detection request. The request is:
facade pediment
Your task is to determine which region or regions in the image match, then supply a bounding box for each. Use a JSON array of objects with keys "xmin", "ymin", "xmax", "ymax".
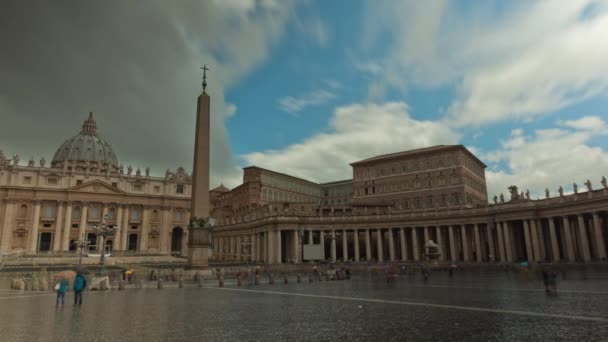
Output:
[{"xmin": 67, "ymin": 180, "xmax": 126, "ymax": 194}]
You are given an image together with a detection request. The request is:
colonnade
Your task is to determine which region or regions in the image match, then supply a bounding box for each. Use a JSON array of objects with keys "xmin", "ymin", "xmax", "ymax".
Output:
[{"xmin": 212, "ymin": 210, "xmax": 608, "ymax": 264}]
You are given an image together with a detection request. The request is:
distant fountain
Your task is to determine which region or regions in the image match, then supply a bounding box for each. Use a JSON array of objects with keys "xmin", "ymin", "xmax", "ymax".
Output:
[{"xmin": 424, "ymin": 240, "xmax": 441, "ymax": 264}]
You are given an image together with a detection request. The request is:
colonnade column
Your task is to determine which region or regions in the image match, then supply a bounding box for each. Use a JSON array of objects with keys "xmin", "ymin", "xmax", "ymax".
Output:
[
  {"xmin": 320, "ymin": 230, "xmax": 325, "ymax": 261},
  {"xmin": 523, "ymin": 220, "xmax": 533, "ymax": 262},
  {"xmin": 364, "ymin": 229, "xmax": 371, "ymax": 261},
  {"xmin": 423, "ymin": 227, "xmax": 429, "ymax": 245},
  {"xmin": 236, "ymin": 235, "xmax": 241, "ymax": 261},
  {"xmin": 486, "ymin": 224, "xmax": 495, "ymax": 262},
  {"xmin": 562, "ymin": 217, "xmax": 575, "ymax": 261},
  {"xmin": 412, "ymin": 228, "xmax": 419, "ymax": 261},
  {"xmin": 0, "ymin": 201, "xmax": 16, "ymax": 251},
  {"xmin": 502, "ymin": 222, "xmax": 513, "ymax": 262},
  {"xmin": 342, "ymin": 229, "xmax": 348, "ymax": 262},
  {"xmin": 436, "ymin": 226, "xmax": 444, "ymax": 260},
  {"xmin": 547, "ymin": 217, "xmax": 559, "ymax": 261},
  {"xmin": 400, "ymin": 228, "xmax": 407, "ymax": 261},
  {"xmin": 251, "ymin": 233, "xmax": 256, "ymax": 262},
  {"xmin": 28, "ymin": 201, "xmax": 42, "ymax": 252},
  {"xmin": 495, "ymin": 222, "xmax": 505, "ymax": 262},
  {"xmin": 474, "ymin": 224, "xmax": 482, "ymax": 262},
  {"xmin": 139, "ymin": 207, "xmax": 149, "ymax": 252},
  {"xmin": 376, "ymin": 229, "xmax": 383, "ymax": 262},
  {"xmin": 448, "ymin": 226, "xmax": 456, "ymax": 261},
  {"xmin": 354, "ymin": 229, "xmax": 360, "ymax": 262},
  {"xmin": 53, "ymin": 201, "xmax": 65, "ymax": 251},
  {"xmin": 388, "ymin": 228, "xmax": 395, "ymax": 262},
  {"xmin": 530, "ymin": 219, "xmax": 541, "ymax": 262},
  {"xmin": 62, "ymin": 202, "xmax": 73, "ymax": 251},
  {"xmin": 577, "ymin": 215, "xmax": 591, "ymax": 262},
  {"xmin": 293, "ymin": 230, "xmax": 299, "ymax": 263},
  {"xmin": 330, "ymin": 230, "xmax": 336, "ymax": 262},
  {"xmin": 460, "ymin": 225, "xmax": 469, "ymax": 262},
  {"xmin": 592, "ymin": 213, "xmax": 606, "ymax": 260}
]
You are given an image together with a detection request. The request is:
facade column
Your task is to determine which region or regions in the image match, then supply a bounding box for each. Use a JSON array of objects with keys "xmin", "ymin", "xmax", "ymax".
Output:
[
  {"xmin": 530, "ymin": 219, "xmax": 541, "ymax": 262},
  {"xmin": 139, "ymin": 207, "xmax": 150, "ymax": 252},
  {"xmin": 28, "ymin": 201, "xmax": 42, "ymax": 252},
  {"xmin": 502, "ymin": 221, "xmax": 513, "ymax": 262},
  {"xmin": 342, "ymin": 229, "xmax": 348, "ymax": 262},
  {"xmin": 496, "ymin": 222, "xmax": 505, "ymax": 262},
  {"xmin": 77, "ymin": 204, "xmax": 88, "ymax": 249},
  {"xmin": 400, "ymin": 228, "xmax": 407, "ymax": 261},
  {"xmin": 448, "ymin": 226, "xmax": 456, "ymax": 261},
  {"xmin": 364, "ymin": 229, "xmax": 371, "ymax": 261},
  {"xmin": 460, "ymin": 225, "xmax": 469, "ymax": 262},
  {"xmin": 330, "ymin": 230, "xmax": 336, "ymax": 262},
  {"xmin": 308, "ymin": 230, "xmax": 313, "ymax": 245},
  {"xmin": 486, "ymin": 224, "xmax": 495, "ymax": 262},
  {"xmin": 113, "ymin": 206, "xmax": 123, "ymax": 252},
  {"xmin": 0, "ymin": 201, "xmax": 16, "ymax": 251},
  {"xmin": 293, "ymin": 230, "xmax": 299, "ymax": 263},
  {"xmin": 388, "ymin": 228, "xmax": 395, "ymax": 262},
  {"xmin": 251, "ymin": 233, "xmax": 256, "ymax": 262},
  {"xmin": 53, "ymin": 201, "xmax": 65, "ymax": 251},
  {"xmin": 474, "ymin": 224, "xmax": 482, "ymax": 262},
  {"xmin": 276, "ymin": 229, "xmax": 282, "ymax": 264},
  {"xmin": 523, "ymin": 220, "xmax": 533, "ymax": 262},
  {"xmin": 320, "ymin": 230, "xmax": 326, "ymax": 260},
  {"xmin": 353, "ymin": 229, "xmax": 360, "ymax": 262},
  {"xmin": 436, "ymin": 226, "xmax": 444, "ymax": 260},
  {"xmin": 562, "ymin": 216, "xmax": 575, "ymax": 261},
  {"xmin": 121, "ymin": 206, "xmax": 129, "ymax": 250},
  {"xmin": 577, "ymin": 215, "xmax": 591, "ymax": 262},
  {"xmin": 536, "ymin": 219, "xmax": 546, "ymax": 260},
  {"xmin": 549, "ymin": 217, "xmax": 568, "ymax": 262},
  {"xmin": 423, "ymin": 227, "xmax": 429, "ymax": 245},
  {"xmin": 376, "ymin": 229, "xmax": 384, "ymax": 262},
  {"xmin": 592, "ymin": 213, "xmax": 606, "ymax": 260},
  {"xmin": 236, "ymin": 235, "xmax": 241, "ymax": 261},
  {"xmin": 412, "ymin": 228, "xmax": 419, "ymax": 261},
  {"xmin": 61, "ymin": 203, "xmax": 73, "ymax": 251}
]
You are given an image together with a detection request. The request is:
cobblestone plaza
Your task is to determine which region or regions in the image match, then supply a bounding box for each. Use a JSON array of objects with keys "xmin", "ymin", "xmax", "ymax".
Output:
[{"xmin": 1, "ymin": 270, "xmax": 607, "ymax": 341}]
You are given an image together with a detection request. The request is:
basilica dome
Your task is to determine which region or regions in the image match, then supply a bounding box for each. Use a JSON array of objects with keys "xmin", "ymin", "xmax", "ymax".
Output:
[{"xmin": 51, "ymin": 112, "xmax": 120, "ymax": 172}]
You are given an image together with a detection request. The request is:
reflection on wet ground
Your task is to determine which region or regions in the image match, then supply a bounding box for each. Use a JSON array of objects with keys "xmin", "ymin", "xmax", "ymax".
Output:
[{"xmin": 1, "ymin": 270, "xmax": 608, "ymax": 341}]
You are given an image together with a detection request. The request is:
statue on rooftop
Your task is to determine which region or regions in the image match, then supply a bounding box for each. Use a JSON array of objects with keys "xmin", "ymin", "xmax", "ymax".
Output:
[
  {"xmin": 499, "ymin": 194, "xmax": 505, "ymax": 203},
  {"xmin": 127, "ymin": 165, "xmax": 132, "ymax": 176},
  {"xmin": 585, "ymin": 179, "xmax": 592, "ymax": 192},
  {"xmin": 525, "ymin": 189, "xmax": 530, "ymax": 199},
  {"xmin": 39, "ymin": 157, "xmax": 46, "ymax": 167},
  {"xmin": 507, "ymin": 185, "xmax": 519, "ymax": 200},
  {"xmin": 545, "ymin": 188, "xmax": 550, "ymax": 199},
  {"xmin": 602, "ymin": 176, "xmax": 607, "ymax": 189},
  {"xmin": 493, "ymin": 195, "xmax": 498, "ymax": 205},
  {"xmin": 558, "ymin": 186, "xmax": 564, "ymax": 197},
  {"xmin": 145, "ymin": 167, "xmax": 150, "ymax": 177},
  {"xmin": 136, "ymin": 168, "xmax": 141, "ymax": 177},
  {"xmin": 573, "ymin": 182, "xmax": 578, "ymax": 194}
]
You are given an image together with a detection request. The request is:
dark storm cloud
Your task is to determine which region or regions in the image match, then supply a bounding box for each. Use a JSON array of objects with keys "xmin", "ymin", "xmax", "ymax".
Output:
[{"xmin": 0, "ymin": 0, "xmax": 295, "ymax": 187}]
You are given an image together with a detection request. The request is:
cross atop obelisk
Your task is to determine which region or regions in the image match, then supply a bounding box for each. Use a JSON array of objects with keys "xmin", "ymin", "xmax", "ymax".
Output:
[{"xmin": 201, "ymin": 65, "xmax": 209, "ymax": 93}]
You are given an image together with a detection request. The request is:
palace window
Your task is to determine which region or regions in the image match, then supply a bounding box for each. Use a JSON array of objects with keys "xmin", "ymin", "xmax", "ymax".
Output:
[
  {"xmin": 42, "ymin": 203, "xmax": 56, "ymax": 218},
  {"xmin": 23, "ymin": 176, "xmax": 32, "ymax": 184},
  {"xmin": 76, "ymin": 180, "xmax": 83, "ymax": 186},
  {"xmin": 174, "ymin": 210, "xmax": 183, "ymax": 223},
  {"xmin": 176, "ymin": 184, "xmax": 184, "ymax": 194},
  {"xmin": 130, "ymin": 207, "xmax": 141, "ymax": 221},
  {"xmin": 89, "ymin": 206, "xmax": 100, "ymax": 220},
  {"xmin": 72, "ymin": 206, "xmax": 81, "ymax": 220},
  {"xmin": 112, "ymin": 182, "xmax": 118, "ymax": 188},
  {"xmin": 107, "ymin": 207, "xmax": 116, "ymax": 220},
  {"xmin": 47, "ymin": 177, "xmax": 58, "ymax": 185},
  {"xmin": 133, "ymin": 184, "xmax": 142, "ymax": 192}
]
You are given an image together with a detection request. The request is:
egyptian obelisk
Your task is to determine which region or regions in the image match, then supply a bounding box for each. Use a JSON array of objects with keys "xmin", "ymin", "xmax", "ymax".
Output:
[{"xmin": 187, "ymin": 65, "xmax": 212, "ymax": 267}]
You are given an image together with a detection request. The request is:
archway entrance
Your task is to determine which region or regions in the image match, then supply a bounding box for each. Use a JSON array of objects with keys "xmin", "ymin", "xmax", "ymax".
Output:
[
  {"xmin": 38, "ymin": 232, "xmax": 53, "ymax": 252},
  {"xmin": 128, "ymin": 234, "xmax": 138, "ymax": 251},
  {"xmin": 171, "ymin": 227, "xmax": 184, "ymax": 254}
]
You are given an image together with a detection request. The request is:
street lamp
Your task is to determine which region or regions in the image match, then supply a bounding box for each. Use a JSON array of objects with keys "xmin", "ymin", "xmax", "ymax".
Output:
[
  {"xmin": 92, "ymin": 214, "xmax": 118, "ymax": 274},
  {"xmin": 73, "ymin": 234, "xmax": 91, "ymax": 267}
]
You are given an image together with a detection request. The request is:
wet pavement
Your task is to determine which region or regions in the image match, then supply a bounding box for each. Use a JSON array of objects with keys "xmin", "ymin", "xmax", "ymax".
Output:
[{"xmin": 1, "ymin": 270, "xmax": 608, "ymax": 341}]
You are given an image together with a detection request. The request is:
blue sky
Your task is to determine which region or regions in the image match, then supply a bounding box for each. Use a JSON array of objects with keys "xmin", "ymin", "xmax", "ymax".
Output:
[{"xmin": 212, "ymin": 0, "xmax": 608, "ymax": 199}]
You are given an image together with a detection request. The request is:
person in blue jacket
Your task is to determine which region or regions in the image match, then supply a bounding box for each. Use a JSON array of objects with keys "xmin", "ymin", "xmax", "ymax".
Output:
[
  {"xmin": 56, "ymin": 279, "xmax": 69, "ymax": 306},
  {"xmin": 73, "ymin": 271, "xmax": 87, "ymax": 305}
]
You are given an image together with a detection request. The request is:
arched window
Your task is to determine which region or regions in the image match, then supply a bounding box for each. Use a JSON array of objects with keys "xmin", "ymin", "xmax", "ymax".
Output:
[
  {"xmin": 72, "ymin": 206, "xmax": 81, "ymax": 220},
  {"xmin": 107, "ymin": 207, "xmax": 116, "ymax": 220}
]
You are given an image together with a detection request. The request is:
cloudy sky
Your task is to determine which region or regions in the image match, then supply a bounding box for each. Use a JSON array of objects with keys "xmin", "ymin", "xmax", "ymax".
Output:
[{"xmin": 1, "ymin": 0, "xmax": 608, "ymax": 200}]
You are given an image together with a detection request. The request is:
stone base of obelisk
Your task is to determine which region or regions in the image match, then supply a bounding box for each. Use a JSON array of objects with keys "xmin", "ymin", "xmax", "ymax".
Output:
[{"xmin": 187, "ymin": 245, "xmax": 211, "ymax": 268}]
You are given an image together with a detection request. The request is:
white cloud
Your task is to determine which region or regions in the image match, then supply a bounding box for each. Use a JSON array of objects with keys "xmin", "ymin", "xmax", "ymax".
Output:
[
  {"xmin": 244, "ymin": 102, "xmax": 460, "ymax": 182},
  {"xmin": 480, "ymin": 116, "xmax": 608, "ymax": 199},
  {"xmin": 362, "ymin": 0, "xmax": 608, "ymax": 126},
  {"xmin": 278, "ymin": 89, "xmax": 336, "ymax": 114},
  {"xmin": 559, "ymin": 115, "xmax": 608, "ymax": 132}
]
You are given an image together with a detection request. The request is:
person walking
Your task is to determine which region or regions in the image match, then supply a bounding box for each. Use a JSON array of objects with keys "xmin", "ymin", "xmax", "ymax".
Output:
[
  {"xmin": 55, "ymin": 279, "xmax": 69, "ymax": 306},
  {"xmin": 73, "ymin": 271, "xmax": 87, "ymax": 305}
]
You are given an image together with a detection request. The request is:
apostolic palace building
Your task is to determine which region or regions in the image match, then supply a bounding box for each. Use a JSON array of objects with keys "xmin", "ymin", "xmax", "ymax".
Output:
[{"xmin": 2, "ymin": 95, "xmax": 608, "ymax": 266}]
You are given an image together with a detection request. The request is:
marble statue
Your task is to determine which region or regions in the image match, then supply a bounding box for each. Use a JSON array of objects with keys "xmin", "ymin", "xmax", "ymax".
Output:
[
  {"xmin": 28, "ymin": 158, "xmax": 34, "ymax": 167},
  {"xmin": 136, "ymin": 168, "xmax": 141, "ymax": 177},
  {"xmin": 493, "ymin": 195, "xmax": 498, "ymax": 204},
  {"xmin": 13, "ymin": 154, "xmax": 19, "ymax": 166},
  {"xmin": 39, "ymin": 157, "xmax": 45, "ymax": 167},
  {"xmin": 525, "ymin": 189, "xmax": 530, "ymax": 199},
  {"xmin": 602, "ymin": 176, "xmax": 607, "ymax": 189},
  {"xmin": 508, "ymin": 185, "xmax": 519, "ymax": 200},
  {"xmin": 573, "ymin": 182, "xmax": 578, "ymax": 194},
  {"xmin": 119, "ymin": 164, "xmax": 124, "ymax": 174},
  {"xmin": 145, "ymin": 167, "xmax": 150, "ymax": 177},
  {"xmin": 545, "ymin": 188, "xmax": 550, "ymax": 199},
  {"xmin": 127, "ymin": 165, "xmax": 132, "ymax": 176},
  {"xmin": 585, "ymin": 179, "xmax": 592, "ymax": 192},
  {"xmin": 500, "ymin": 194, "xmax": 505, "ymax": 203},
  {"xmin": 558, "ymin": 186, "xmax": 564, "ymax": 197}
]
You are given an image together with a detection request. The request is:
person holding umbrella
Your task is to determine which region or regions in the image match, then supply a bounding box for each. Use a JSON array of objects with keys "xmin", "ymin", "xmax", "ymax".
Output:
[
  {"xmin": 55, "ymin": 270, "xmax": 76, "ymax": 307},
  {"xmin": 73, "ymin": 270, "xmax": 87, "ymax": 305}
]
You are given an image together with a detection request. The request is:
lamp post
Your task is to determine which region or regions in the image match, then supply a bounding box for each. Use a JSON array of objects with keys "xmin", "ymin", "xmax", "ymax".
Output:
[
  {"xmin": 92, "ymin": 214, "xmax": 118, "ymax": 274},
  {"xmin": 73, "ymin": 234, "xmax": 91, "ymax": 267}
]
